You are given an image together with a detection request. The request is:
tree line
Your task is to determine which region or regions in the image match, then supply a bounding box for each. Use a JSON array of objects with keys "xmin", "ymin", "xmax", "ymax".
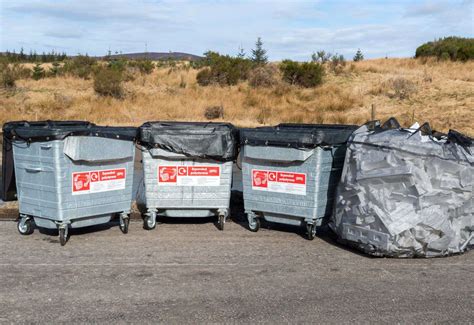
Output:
[{"xmin": 1, "ymin": 48, "xmax": 68, "ymax": 63}]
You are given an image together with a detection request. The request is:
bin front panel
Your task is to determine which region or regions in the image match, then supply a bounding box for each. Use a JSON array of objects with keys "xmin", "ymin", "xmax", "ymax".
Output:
[
  {"xmin": 242, "ymin": 145, "xmax": 346, "ymax": 222},
  {"xmin": 142, "ymin": 149, "xmax": 232, "ymax": 211},
  {"xmin": 13, "ymin": 138, "xmax": 135, "ymax": 222}
]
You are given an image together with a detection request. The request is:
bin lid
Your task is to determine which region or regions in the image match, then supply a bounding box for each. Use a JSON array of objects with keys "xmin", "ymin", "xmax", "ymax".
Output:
[
  {"xmin": 139, "ymin": 121, "xmax": 238, "ymax": 161},
  {"xmin": 3, "ymin": 120, "xmax": 137, "ymax": 142},
  {"xmin": 240, "ymin": 123, "xmax": 358, "ymax": 148}
]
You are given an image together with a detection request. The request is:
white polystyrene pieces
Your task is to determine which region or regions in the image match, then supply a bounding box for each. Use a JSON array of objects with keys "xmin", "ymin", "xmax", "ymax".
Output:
[{"xmin": 331, "ymin": 126, "xmax": 474, "ymax": 258}]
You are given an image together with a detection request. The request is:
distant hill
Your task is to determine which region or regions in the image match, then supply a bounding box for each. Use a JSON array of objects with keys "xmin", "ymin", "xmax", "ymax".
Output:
[{"xmin": 105, "ymin": 52, "xmax": 203, "ymax": 61}]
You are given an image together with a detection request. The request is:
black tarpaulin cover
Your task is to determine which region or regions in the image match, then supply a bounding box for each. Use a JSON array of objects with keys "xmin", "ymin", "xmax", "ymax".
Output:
[
  {"xmin": 3, "ymin": 121, "xmax": 137, "ymax": 142},
  {"xmin": 240, "ymin": 123, "xmax": 358, "ymax": 148},
  {"xmin": 139, "ymin": 121, "xmax": 238, "ymax": 161}
]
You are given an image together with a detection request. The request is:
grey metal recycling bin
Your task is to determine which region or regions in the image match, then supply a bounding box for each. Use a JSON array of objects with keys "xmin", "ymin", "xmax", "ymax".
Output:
[
  {"xmin": 240, "ymin": 124, "xmax": 357, "ymax": 239},
  {"xmin": 2, "ymin": 121, "xmax": 137, "ymax": 245},
  {"xmin": 139, "ymin": 121, "xmax": 238, "ymax": 230}
]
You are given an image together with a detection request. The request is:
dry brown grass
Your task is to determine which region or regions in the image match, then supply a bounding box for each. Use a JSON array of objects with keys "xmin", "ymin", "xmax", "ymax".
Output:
[{"xmin": 1, "ymin": 58, "xmax": 473, "ymax": 135}]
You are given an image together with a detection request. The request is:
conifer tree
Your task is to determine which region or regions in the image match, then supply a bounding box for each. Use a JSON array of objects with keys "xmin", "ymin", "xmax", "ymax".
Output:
[
  {"xmin": 251, "ymin": 37, "xmax": 268, "ymax": 65},
  {"xmin": 353, "ymin": 49, "xmax": 364, "ymax": 62},
  {"xmin": 32, "ymin": 63, "xmax": 45, "ymax": 80}
]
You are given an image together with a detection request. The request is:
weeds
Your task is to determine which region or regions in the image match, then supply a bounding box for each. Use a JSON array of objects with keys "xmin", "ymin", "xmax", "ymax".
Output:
[
  {"xmin": 386, "ymin": 77, "xmax": 417, "ymax": 100},
  {"xmin": 248, "ymin": 65, "xmax": 278, "ymax": 88},
  {"xmin": 204, "ymin": 105, "xmax": 224, "ymax": 119}
]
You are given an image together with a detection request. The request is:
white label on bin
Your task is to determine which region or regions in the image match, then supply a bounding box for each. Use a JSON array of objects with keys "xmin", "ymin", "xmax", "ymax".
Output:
[
  {"xmin": 158, "ymin": 166, "xmax": 220, "ymax": 186},
  {"xmin": 72, "ymin": 168, "xmax": 126, "ymax": 195},
  {"xmin": 251, "ymin": 169, "xmax": 306, "ymax": 195}
]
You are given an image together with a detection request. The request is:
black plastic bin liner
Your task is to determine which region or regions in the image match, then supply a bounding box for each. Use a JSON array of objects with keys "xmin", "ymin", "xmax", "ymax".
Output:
[
  {"xmin": 240, "ymin": 123, "xmax": 358, "ymax": 149},
  {"xmin": 139, "ymin": 121, "xmax": 238, "ymax": 161},
  {"xmin": 3, "ymin": 121, "xmax": 137, "ymax": 143},
  {"xmin": 1, "ymin": 120, "xmax": 138, "ymax": 201}
]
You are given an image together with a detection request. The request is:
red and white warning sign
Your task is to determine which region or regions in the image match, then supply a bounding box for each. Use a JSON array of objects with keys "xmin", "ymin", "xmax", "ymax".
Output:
[
  {"xmin": 252, "ymin": 169, "xmax": 306, "ymax": 195},
  {"xmin": 158, "ymin": 165, "xmax": 220, "ymax": 186},
  {"xmin": 72, "ymin": 168, "xmax": 126, "ymax": 195}
]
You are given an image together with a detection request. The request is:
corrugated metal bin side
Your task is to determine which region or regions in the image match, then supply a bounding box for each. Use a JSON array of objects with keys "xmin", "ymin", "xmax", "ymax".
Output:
[
  {"xmin": 142, "ymin": 148, "xmax": 232, "ymax": 215},
  {"xmin": 3, "ymin": 121, "xmax": 137, "ymax": 245},
  {"xmin": 242, "ymin": 145, "xmax": 346, "ymax": 224},
  {"xmin": 138, "ymin": 121, "xmax": 238, "ymax": 231},
  {"xmin": 240, "ymin": 124, "xmax": 357, "ymax": 239},
  {"xmin": 13, "ymin": 137, "xmax": 135, "ymax": 228}
]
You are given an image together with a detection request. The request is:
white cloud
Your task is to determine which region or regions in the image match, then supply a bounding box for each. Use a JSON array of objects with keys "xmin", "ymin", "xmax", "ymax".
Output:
[{"xmin": 1, "ymin": 0, "xmax": 472, "ymax": 59}]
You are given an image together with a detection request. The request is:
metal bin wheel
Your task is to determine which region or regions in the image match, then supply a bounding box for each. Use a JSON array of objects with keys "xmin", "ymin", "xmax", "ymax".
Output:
[
  {"xmin": 248, "ymin": 214, "xmax": 260, "ymax": 232},
  {"xmin": 119, "ymin": 214, "xmax": 130, "ymax": 234},
  {"xmin": 59, "ymin": 226, "xmax": 68, "ymax": 246},
  {"xmin": 306, "ymin": 223, "xmax": 316, "ymax": 240},
  {"xmin": 17, "ymin": 217, "xmax": 34, "ymax": 236},
  {"xmin": 217, "ymin": 214, "xmax": 225, "ymax": 231},
  {"xmin": 143, "ymin": 214, "xmax": 156, "ymax": 230}
]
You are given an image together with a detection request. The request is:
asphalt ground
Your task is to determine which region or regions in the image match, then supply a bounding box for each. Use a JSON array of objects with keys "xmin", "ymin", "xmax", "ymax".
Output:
[{"xmin": 0, "ymin": 213, "xmax": 473, "ymax": 324}]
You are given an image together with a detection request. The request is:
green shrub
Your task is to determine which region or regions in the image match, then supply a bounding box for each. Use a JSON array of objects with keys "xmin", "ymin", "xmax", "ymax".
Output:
[
  {"xmin": 63, "ymin": 55, "xmax": 97, "ymax": 79},
  {"xmin": 279, "ymin": 60, "xmax": 324, "ymax": 88},
  {"xmin": 196, "ymin": 52, "xmax": 253, "ymax": 86},
  {"xmin": 128, "ymin": 59, "xmax": 154, "ymax": 74},
  {"xmin": 155, "ymin": 59, "xmax": 177, "ymax": 68},
  {"xmin": 32, "ymin": 63, "xmax": 45, "ymax": 80},
  {"xmin": 107, "ymin": 58, "xmax": 127, "ymax": 73},
  {"xmin": 48, "ymin": 62, "xmax": 62, "ymax": 77},
  {"xmin": 196, "ymin": 68, "xmax": 214, "ymax": 86},
  {"xmin": 93, "ymin": 67, "xmax": 124, "ymax": 99},
  {"xmin": 415, "ymin": 37, "xmax": 474, "ymax": 61},
  {"xmin": 311, "ymin": 50, "xmax": 331, "ymax": 63}
]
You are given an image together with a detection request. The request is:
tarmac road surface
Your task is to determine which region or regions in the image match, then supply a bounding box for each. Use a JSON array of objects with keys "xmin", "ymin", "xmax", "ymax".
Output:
[{"xmin": 0, "ymin": 219, "xmax": 473, "ymax": 323}]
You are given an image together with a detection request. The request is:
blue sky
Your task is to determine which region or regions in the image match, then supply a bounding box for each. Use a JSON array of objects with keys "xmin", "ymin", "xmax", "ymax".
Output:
[{"xmin": 0, "ymin": 0, "xmax": 472, "ymax": 60}]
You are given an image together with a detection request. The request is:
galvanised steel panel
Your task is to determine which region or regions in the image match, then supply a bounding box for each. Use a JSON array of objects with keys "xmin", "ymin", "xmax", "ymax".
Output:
[
  {"xmin": 142, "ymin": 148, "xmax": 232, "ymax": 217},
  {"xmin": 242, "ymin": 144, "xmax": 347, "ymax": 226},
  {"xmin": 12, "ymin": 137, "xmax": 135, "ymax": 228}
]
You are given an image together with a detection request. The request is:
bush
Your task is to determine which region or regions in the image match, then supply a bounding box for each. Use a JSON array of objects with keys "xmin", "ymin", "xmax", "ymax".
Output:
[
  {"xmin": 248, "ymin": 65, "xmax": 278, "ymax": 88},
  {"xmin": 204, "ymin": 105, "xmax": 224, "ymax": 119},
  {"xmin": 107, "ymin": 58, "xmax": 127, "ymax": 73},
  {"xmin": 0, "ymin": 63, "xmax": 32, "ymax": 88},
  {"xmin": 63, "ymin": 55, "xmax": 96, "ymax": 79},
  {"xmin": 0, "ymin": 63, "xmax": 18, "ymax": 88},
  {"xmin": 196, "ymin": 68, "xmax": 213, "ymax": 86},
  {"xmin": 279, "ymin": 60, "xmax": 324, "ymax": 88},
  {"xmin": 329, "ymin": 54, "xmax": 346, "ymax": 74},
  {"xmin": 415, "ymin": 37, "xmax": 474, "ymax": 61},
  {"xmin": 196, "ymin": 53, "xmax": 253, "ymax": 86},
  {"xmin": 93, "ymin": 67, "xmax": 124, "ymax": 98},
  {"xmin": 32, "ymin": 63, "xmax": 45, "ymax": 80},
  {"xmin": 311, "ymin": 50, "xmax": 331, "ymax": 63},
  {"xmin": 48, "ymin": 62, "xmax": 62, "ymax": 77},
  {"xmin": 16, "ymin": 65, "xmax": 32, "ymax": 79},
  {"xmin": 128, "ymin": 59, "xmax": 154, "ymax": 74},
  {"xmin": 385, "ymin": 77, "xmax": 417, "ymax": 100}
]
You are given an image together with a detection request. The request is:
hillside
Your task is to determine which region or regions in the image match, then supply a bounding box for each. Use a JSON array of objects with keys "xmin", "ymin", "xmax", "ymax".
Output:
[
  {"xmin": 1, "ymin": 58, "xmax": 473, "ymax": 136},
  {"xmin": 105, "ymin": 52, "xmax": 202, "ymax": 61}
]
